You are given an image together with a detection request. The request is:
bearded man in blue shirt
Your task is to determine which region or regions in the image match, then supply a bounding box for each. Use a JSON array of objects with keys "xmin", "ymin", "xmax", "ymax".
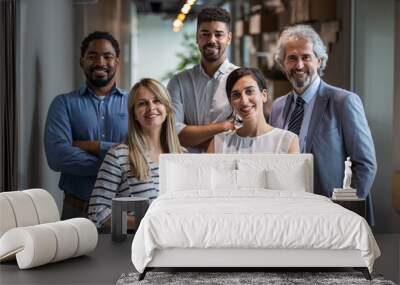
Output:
[{"xmin": 44, "ymin": 31, "xmax": 128, "ymax": 219}]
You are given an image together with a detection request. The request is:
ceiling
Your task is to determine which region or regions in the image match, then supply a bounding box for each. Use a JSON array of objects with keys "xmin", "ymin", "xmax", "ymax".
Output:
[{"xmin": 134, "ymin": 0, "xmax": 227, "ymax": 18}]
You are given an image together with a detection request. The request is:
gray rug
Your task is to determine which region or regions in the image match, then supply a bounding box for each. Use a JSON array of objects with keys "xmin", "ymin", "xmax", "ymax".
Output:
[{"xmin": 116, "ymin": 271, "xmax": 396, "ymax": 285}]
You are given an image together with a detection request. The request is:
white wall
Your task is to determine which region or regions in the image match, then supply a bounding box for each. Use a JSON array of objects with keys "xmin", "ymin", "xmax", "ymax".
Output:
[
  {"xmin": 136, "ymin": 15, "xmax": 196, "ymax": 85},
  {"xmin": 17, "ymin": 0, "xmax": 75, "ymax": 210},
  {"xmin": 354, "ymin": 0, "xmax": 400, "ymax": 232}
]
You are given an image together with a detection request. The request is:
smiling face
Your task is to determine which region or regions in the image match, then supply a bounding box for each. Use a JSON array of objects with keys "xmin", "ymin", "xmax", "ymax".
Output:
[
  {"xmin": 282, "ymin": 38, "xmax": 321, "ymax": 94},
  {"xmin": 230, "ymin": 75, "xmax": 268, "ymax": 122},
  {"xmin": 197, "ymin": 21, "xmax": 231, "ymax": 64},
  {"xmin": 133, "ymin": 86, "xmax": 167, "ymax": 132},
  {"xmin": 80, "ymin": 39, "xmax": 119, "ymax": 89}
]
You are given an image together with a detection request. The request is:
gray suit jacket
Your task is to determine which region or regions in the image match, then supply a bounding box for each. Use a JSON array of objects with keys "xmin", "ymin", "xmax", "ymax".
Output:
[{"xmin": 270, "ymin": 80, "xmax": 377, "ymax": 224}]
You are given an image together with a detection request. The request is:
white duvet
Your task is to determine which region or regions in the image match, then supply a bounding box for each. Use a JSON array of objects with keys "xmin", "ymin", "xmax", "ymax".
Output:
[{"xmin": 131, "ymin": 190, "xmax": 380, "ymax": 273}]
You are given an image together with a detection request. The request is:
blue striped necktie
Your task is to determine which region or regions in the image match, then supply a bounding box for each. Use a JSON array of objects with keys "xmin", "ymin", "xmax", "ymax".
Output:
[{"xmin": 288, "ymin": 96, "xmax": 305, "ymax": 135}]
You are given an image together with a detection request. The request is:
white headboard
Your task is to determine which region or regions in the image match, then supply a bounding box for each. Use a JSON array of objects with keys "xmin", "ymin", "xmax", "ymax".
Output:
[{"xmin": 159, "ymin": 154, "xmax": 313, "ymax": 194}]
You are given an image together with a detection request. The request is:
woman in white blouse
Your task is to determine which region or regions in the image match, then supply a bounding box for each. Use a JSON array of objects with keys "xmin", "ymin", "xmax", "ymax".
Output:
[
  {"xmin": 208, "ymin": 67, "xmax": 299, "ymax": 154},
  {"xmin": 88, "ymin": 78, "xmax": 182, "ymax": 230}
]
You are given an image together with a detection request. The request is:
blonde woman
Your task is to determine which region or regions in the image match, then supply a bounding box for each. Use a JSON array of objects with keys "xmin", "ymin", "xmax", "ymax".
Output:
[
  {"xmin": 88, "ymin": 78, "xmax": 182, "ymax": 230},
  {"xmin": 208, "ymin": 67, "xmax": 299, "ymax": 154}
]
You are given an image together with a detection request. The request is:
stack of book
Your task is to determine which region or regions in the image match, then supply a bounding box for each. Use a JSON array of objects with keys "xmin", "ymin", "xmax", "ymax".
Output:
[{"xmin": 332, "ymin": 188, "xmax": 358, "ymax": 200}]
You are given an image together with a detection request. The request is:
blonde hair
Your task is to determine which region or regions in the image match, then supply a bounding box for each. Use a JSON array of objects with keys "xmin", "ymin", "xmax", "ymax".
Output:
[{"xmin": 127, "ymin": 78, "xmax": 183, "ymax": 181}]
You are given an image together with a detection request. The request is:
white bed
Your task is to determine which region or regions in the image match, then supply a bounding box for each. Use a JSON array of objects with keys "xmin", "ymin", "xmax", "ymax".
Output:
[{"xmin": 131, "ymin": 154, "xmax": 380, "ymax": 280}]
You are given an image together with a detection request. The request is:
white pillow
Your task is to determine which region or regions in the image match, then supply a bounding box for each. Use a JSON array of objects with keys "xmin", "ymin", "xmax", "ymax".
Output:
[
  {"xmin": 167, "ymin": 163, "xmax": 212, "ymax": 191},
  {"xmin": 237, "ymin": 169, "xmax": 268, "ymax": 189},
  {"xmin": 212, "ymin": 168, "xmax": 236, "ymax": 190},
  {"xmin": 266, "ymin": 167, "xmax": 307, "ymax": 191},
  {"xmin": 237, "ymin": 158, "xmax": 310, "ymax": 192},
  {"xmin": 211, "ymin": 169, "xmax": 268, "ymax": 191}
]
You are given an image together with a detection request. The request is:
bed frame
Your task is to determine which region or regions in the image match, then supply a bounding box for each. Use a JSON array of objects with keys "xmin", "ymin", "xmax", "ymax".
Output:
[
  {"xmin": 139, "ymin": 249, "xmax": 371, "ymax": 280},
  {"xmin": 137, "ymin": 154, "xmax": 372, "ymax": 281}
]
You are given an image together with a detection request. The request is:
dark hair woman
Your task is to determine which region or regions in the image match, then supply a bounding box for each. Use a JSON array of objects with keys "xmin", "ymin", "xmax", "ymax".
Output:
[{"xmin": 208, "ymin": 67, "xmax": 299, "ymax": 154}]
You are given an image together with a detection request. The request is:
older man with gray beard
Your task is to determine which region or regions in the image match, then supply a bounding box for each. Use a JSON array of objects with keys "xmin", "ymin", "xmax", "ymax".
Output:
[{"xmin": 269, "ymin": 25, "xmax": 377, "ymax": 225}]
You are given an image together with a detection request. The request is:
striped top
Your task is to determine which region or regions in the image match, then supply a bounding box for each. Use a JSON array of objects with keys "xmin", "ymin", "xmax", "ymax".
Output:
[{"xmin": 88, "ymin": 144, "xmax": 159, "ymax": 228}]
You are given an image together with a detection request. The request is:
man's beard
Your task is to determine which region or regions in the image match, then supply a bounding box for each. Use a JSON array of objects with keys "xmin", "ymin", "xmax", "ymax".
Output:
[
  {"xmin": 86, "ymin": 71, "xmax": 115, "ymax": 88},
  {"xmin": 201, "ymin": 44, "xmax": 222, "ymax": 62},
  {"xmin": 287, "ymin": 69, "xmax": 316, "ymax": 92},
  {"xmin": 289, "ymin": 75, "xmax": 311, "ymax": 91}
]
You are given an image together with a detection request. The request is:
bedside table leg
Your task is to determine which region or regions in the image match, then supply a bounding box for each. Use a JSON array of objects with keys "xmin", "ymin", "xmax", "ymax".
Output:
[{"xmin": 112, "ymin": 200, "xmax": 128, "ymax": 242}]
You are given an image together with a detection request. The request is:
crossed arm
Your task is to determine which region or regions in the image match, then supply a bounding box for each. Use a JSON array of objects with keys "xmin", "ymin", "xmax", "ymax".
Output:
[
  {"xmin": 168, "ymin": 76, "xmax": 235, "ymax": 150},
  {"xmin": 44, "ymin": 96, "xmax": 107, "ymax": 176},
  {"xmin": 72, "ymin": 140, "xmax": 100, "ymax": 156}
]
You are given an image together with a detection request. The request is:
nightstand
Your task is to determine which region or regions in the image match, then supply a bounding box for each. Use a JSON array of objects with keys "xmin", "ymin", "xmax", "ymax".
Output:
[
  {"xmin": 111, "ymin": 197, "xmax": 149, "ymax": 242},
  {"xmin": 331, "ymin": 198, "xmax": 366, "ymax": 219}
]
